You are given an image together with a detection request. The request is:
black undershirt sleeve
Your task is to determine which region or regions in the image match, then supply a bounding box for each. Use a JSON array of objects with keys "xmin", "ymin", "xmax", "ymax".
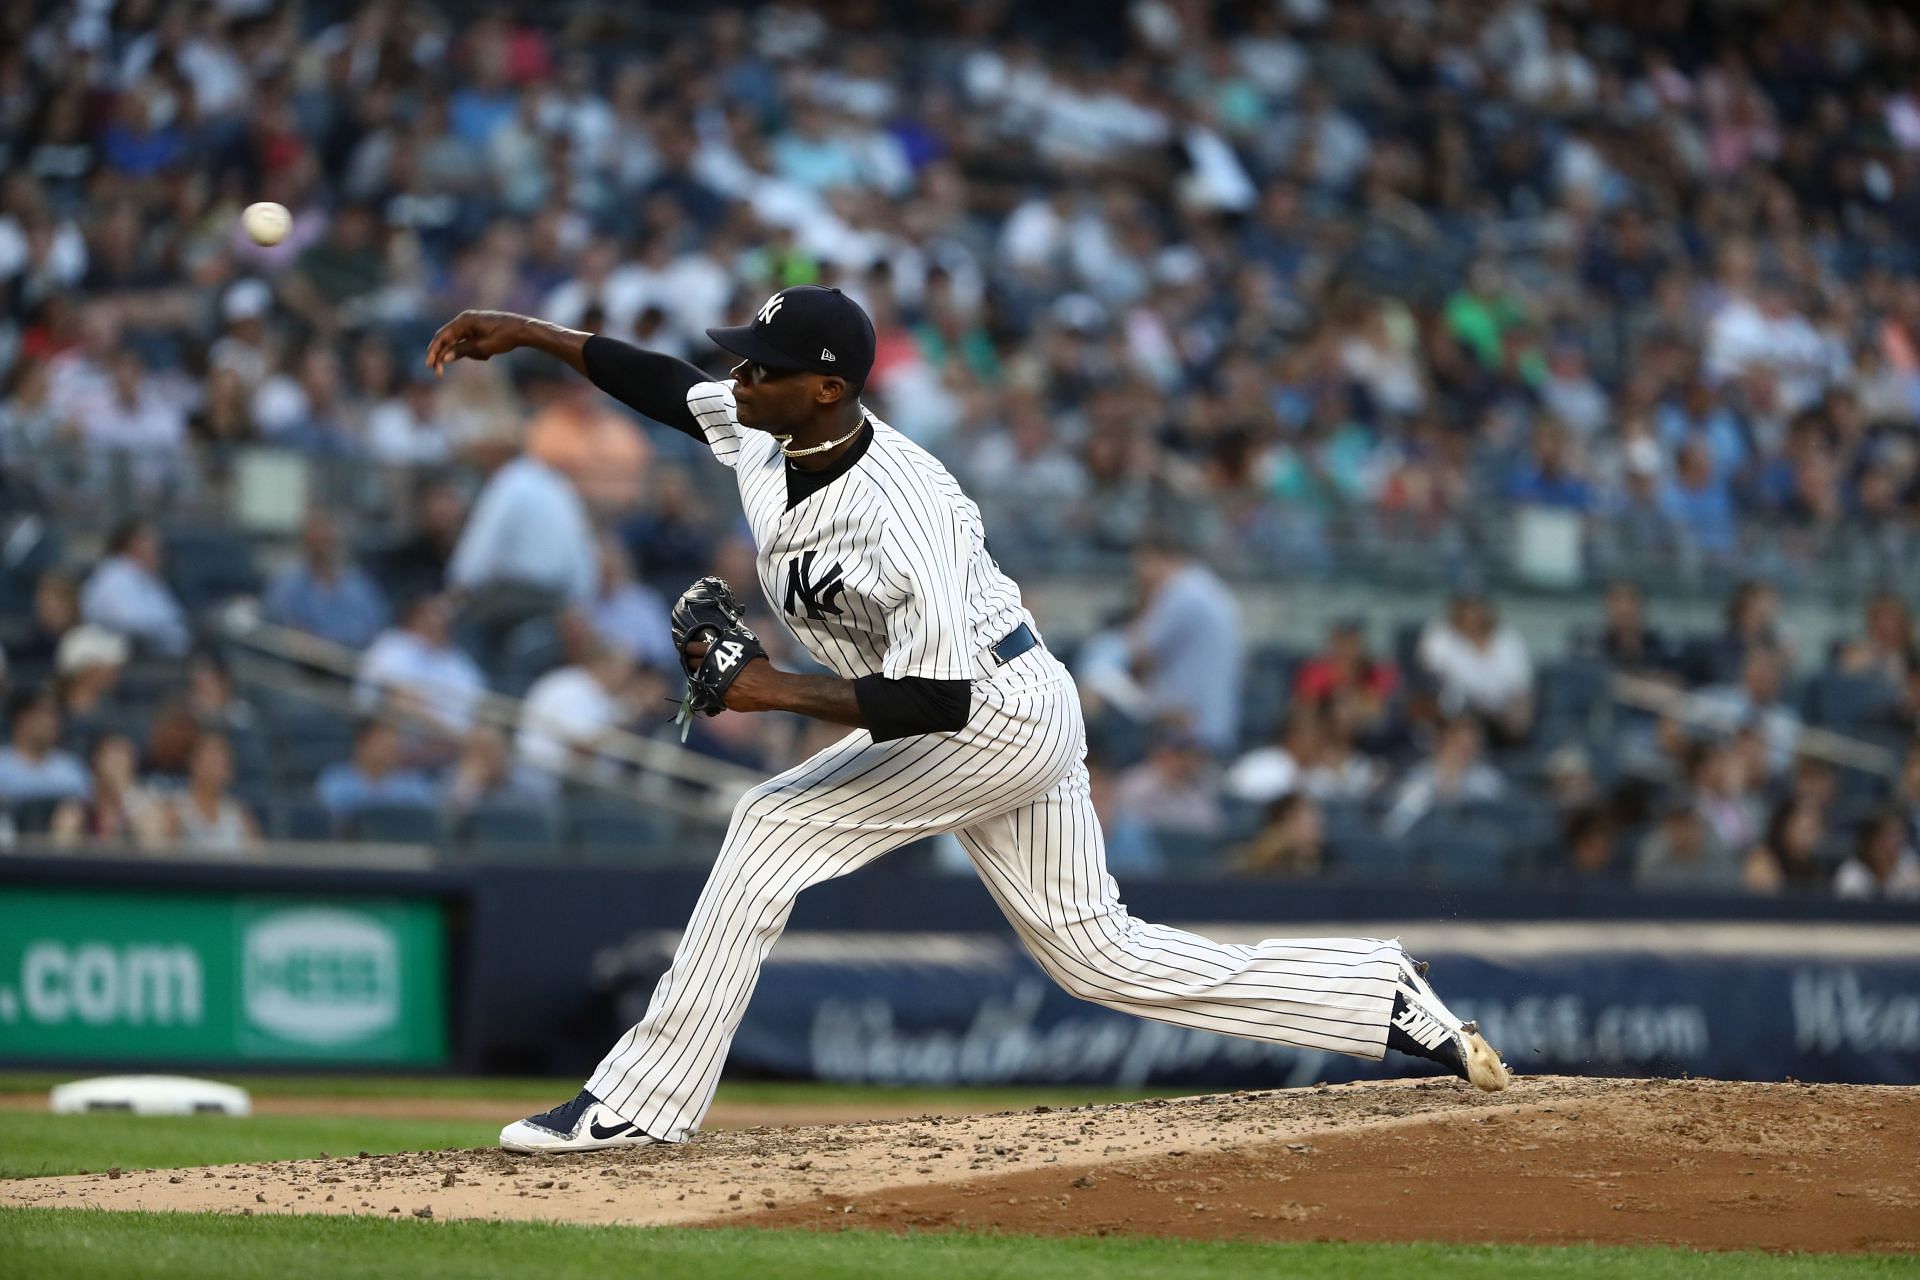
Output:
[
  {"xmin": 580, "ymin": 334, "xmax": 708, "ymax": 441},
  {"xmin": 852, "ymin": 675, "xmax": 973, "ymax": 742}
]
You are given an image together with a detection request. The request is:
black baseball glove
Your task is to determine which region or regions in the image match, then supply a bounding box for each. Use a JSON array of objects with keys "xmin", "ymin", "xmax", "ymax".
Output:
[{"xmin": 670, "ymin": 576, "xmax": 766, "ymax": 735}]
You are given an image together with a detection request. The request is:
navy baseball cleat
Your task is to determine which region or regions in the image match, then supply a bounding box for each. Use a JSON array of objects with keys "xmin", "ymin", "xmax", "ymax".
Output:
[
  {"xmin": 499, "ymin": 1089, "xmax": 659, "ymax": 1154},
  {"xmin": 1384, "ymin": 954, "xmax": 1512, "ymax": 1091}
]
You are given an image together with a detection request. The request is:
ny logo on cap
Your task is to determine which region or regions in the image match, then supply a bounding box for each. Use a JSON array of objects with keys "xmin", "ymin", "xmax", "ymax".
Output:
[{"xmin": 756, "ymin": 293, "xmax": 784, "ymax": 325}]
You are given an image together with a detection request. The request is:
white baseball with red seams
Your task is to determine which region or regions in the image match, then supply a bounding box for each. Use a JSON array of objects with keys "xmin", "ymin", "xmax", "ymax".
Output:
[{"xmin": 575, "ymin": 381, "xmax": 1461, "ymax": 1144}]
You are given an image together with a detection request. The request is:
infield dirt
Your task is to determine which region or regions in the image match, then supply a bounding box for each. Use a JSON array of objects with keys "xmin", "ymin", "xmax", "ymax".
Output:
[{"xmin": 2, "ymin": 1078, "xmax": 1914, "ymax": 1253}]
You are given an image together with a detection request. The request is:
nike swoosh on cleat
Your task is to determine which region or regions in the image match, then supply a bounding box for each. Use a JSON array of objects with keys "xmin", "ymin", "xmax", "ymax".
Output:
[{"xmin": 589, "ymin": 1119, "xmax": 637, "ymax": 1140}]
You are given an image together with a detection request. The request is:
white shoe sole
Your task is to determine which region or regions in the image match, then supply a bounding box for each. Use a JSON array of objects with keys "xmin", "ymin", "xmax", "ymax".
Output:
[
  {"xmin": 499, "ymin": 1121, "xmax": 658, "ymax": 1155},
  {"xmin": 1460, "ymin": 1023, "xmax": 1513, "ymax": 1092}
]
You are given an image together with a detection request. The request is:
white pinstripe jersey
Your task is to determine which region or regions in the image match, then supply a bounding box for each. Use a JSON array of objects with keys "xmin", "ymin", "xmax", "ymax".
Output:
[{"xmin": 687, "ymin": 380, "xmax": 1033, "ymax": 683}]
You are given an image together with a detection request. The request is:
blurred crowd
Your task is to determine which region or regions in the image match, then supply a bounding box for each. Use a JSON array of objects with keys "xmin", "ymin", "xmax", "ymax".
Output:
[
  {"xmin": 2, "ymin": 0, "xmax": 1919, "ymax": 575},
  {"xmin": 1, "ymin": 0, "xmax": 1919, "ymax": 897},
  {"xmin": 1071, "ymin": 543, "xmax": 1920, "ymax": 900}
]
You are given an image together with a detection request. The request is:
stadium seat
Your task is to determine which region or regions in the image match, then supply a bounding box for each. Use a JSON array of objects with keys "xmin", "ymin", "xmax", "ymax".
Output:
[
  {"xmin": 459, "ymin": 803, "xmax": 562, "ymax": 862},
  {"xmin": 348, "ymin": 804, "xmax": 447, "ymax": 846},
  {"xmin": 569, "ymin": 801, "xmax": 682, "ymax": 867},
  {"xmin": 1536, "ymin": 659, "xmax": 1611, "ymax": 724},
  {"xmin": 1805, "ymin": 673, "xmax": 1898, "ymax": 731},
  {"xmin": 1324, "ymin": 833, "xmax": 1418, "ymax": 879},
  {"xmin": 1422, "ymin": 836, "xmax": 1513, "ymax": 884},
  {"xmin": 1152, "ymin": 829, "xmax": 1230, "ymax": 875},
  {"xmin": 162, "ymin": 524, "xmax": 261, "ymax": 611},
  {"xmin": 270, "ymin": 799, "xmax": 337, "ymax": 841},
  {"xmin": 10, "ymin": 797, "xmax": 63, "ymax": 836}
]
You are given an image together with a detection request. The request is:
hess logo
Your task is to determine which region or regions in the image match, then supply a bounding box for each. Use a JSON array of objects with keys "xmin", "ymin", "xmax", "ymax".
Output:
[{"xmin": 242, "ymin": 910, "xmax": 400, "ymax": 1046}]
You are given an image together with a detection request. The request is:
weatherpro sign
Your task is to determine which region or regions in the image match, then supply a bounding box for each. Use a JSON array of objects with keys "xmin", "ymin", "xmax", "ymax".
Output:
[{"xmin": 0, "ymin": 888, "xmax": 447, "ymax": 1067}]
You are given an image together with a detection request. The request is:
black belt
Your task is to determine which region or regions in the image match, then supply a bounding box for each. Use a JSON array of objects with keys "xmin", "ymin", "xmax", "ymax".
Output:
[{"xmin": 989, "ymin": 622, "xmax": 1039, "ymax": 667}]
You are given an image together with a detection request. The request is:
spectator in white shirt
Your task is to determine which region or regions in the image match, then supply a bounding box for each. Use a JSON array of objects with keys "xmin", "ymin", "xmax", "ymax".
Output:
[
  {"xmin": 363, "ymin": 367, "xmax": 454, "ymax": 468},
  {"xmin": 516, "ymin": 641, "xmax": 636, "ymax": 781},
  {"xmin": 65, "ymin": 350, "xmax": 189, "ymax": 495},
  {"xmin": 1834, "ymin": 813, "xmax": 1920, "ymax": 901},
  {"xmin": 80, "ymin": 518, "xmax": 191, "ymax": 657},
  {"xmin": 354, "ymin": 593, "xmax": 486, "ymax": 738},
  {"xmin": 1417, "ymin": 592, "xmax": 1534, "ymax": 744}
]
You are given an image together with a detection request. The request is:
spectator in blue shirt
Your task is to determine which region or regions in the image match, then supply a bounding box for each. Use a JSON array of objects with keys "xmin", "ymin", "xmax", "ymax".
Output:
[
  {"xmin": 79, "ymin": 519, "xmax": 191, "ymax": 657},
  {"xmin": 263, "ymin": 511, "xmax": 391, "ymax": 651},
  {"xmin": 315, "ymin": 719, "xmax": 439, "ymax": 819},
  {"xmin": 1660, "ymin": 440, "xmax": 1738, "ymax": 557},
  {"xmin": 0, "ymin": 687, "xmax": 90, "ymax": 809},
  {"xmin": 1504, "ymin": 418, "xmax": 1591, "ymax": 511}
]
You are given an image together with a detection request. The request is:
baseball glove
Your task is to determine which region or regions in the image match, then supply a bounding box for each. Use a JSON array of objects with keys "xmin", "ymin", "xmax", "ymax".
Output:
[{"xmin": 670, "ymin": 576, "xmax": 766, "ymax": 737}]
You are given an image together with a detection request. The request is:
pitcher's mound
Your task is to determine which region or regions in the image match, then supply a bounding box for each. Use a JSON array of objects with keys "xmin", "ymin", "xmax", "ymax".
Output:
[{"xmin": 2, "ymin": 1077, "xmax": 1913, "ymax": 1253}]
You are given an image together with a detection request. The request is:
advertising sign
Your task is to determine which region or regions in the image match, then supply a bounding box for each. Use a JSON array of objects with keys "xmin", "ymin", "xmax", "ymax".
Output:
[{"xmin": 0, "ymin": 888, "xmax": 448, "ymax": 1067}]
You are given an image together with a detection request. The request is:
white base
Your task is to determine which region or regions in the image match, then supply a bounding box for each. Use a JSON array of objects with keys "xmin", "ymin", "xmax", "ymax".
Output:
[{"xmin": 49, "ymin": 1075, "xmax": 252, "ymax": 1116}]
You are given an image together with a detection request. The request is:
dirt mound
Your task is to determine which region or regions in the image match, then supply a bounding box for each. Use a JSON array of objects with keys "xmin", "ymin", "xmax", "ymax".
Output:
[{"xmin": 3, "ymin": 1078, "xmax": 1913, "ymax": 1253}]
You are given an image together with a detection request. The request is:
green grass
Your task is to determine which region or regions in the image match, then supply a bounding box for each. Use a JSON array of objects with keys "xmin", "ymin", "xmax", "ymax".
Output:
[
  {"xmin": 4, "ymin": 1212, "xmax": 1912, "ymax": 1280},
  {"xmin": 0, "ymin": 1113, "xmax": 497, "ymax": 1180},
  {"xmin": 0, "ymin": 1071, "xmax": 1186, "ymax": 1110}
]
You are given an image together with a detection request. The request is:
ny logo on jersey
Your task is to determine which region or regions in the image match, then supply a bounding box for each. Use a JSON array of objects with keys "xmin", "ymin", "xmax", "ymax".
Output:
[
  {"xmin": 757, "ymin": 293, "xmax": 784, "ymax": 325},
  {"xmin": 712, "ymin": 639, "xmax": 747, "ymax": 673},
  {"xmin": 783, "ymin": 549, "xmax": 846, "ymax": 620}
]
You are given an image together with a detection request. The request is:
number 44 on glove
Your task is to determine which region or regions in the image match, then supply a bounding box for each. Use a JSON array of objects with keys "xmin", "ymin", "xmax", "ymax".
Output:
[{"xmin": 670, "ymin": 576, "xmax": 768, "ymax": 742}]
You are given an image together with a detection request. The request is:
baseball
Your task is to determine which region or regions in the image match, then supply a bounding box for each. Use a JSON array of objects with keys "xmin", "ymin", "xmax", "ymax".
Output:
[{"xmin": 241, "ymin": 201, "xmax": 291, "ymax": 247}]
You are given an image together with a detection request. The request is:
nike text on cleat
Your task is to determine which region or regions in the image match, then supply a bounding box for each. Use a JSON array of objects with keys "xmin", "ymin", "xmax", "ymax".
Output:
[
  {"xmin": 499, "ymin": 1089, "xmax": 660, "ymax": 1154},
  {"xmin": 1383, "ymin": 953, "xmax": 1512, "ymax": 1092}
]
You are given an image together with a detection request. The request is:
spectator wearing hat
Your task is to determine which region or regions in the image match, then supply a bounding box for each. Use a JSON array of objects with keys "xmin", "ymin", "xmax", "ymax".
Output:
[
  {"xmin": 79, "ymin": 518, "xmax": 191, "ymax": 657},
  {"xmin": 52, "ymin": 624, "xmax": 129, "ymax": 727},
  {"xmin": 0, "ymin": 686, "xmax": 90, "ymax": 810},
  {"xmin": 263, "ymin": 511, "xmax": 391, "ymax": 651}
]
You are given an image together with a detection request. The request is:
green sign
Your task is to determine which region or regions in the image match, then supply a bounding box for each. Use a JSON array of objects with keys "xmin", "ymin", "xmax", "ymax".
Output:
[{"xmin": 0, "ymin": 888, "xmax": 448, "ymax": 1066}]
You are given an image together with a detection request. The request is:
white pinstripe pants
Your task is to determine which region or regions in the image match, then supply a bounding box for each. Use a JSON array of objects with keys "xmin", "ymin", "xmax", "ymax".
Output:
[{"xmin": 587, "ymin": 652, "xmax": 1403, "ymax": 1141}]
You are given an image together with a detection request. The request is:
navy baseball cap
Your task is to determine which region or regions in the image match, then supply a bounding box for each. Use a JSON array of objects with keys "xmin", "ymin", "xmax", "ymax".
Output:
[{"xmin": 707, "ymin": 285, "xmax": 876, "ymax": 385}]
